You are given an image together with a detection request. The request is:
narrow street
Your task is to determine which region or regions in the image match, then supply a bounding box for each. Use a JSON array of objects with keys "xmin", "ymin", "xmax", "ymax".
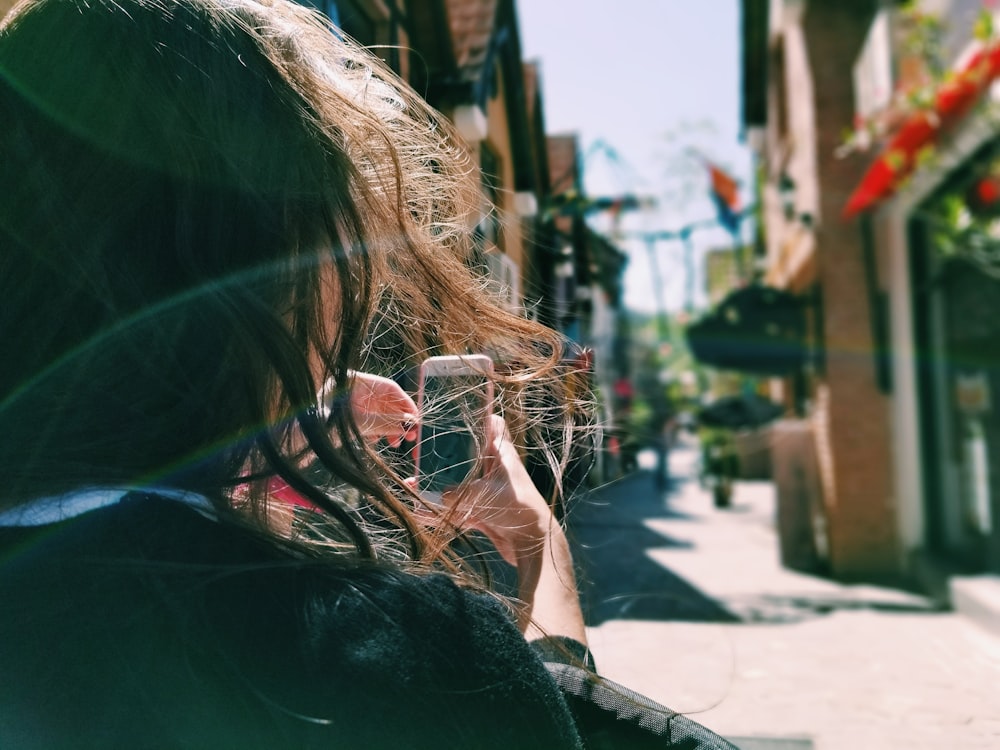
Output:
[{"xmin": 568, "ymin": 439, "xmax": 1000, "ymax": 750}]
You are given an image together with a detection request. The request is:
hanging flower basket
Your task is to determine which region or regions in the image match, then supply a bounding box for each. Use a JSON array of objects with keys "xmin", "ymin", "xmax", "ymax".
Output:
[{"xmin": 843, "ymin": 41, "xmax": 1000, "ymax": 219}]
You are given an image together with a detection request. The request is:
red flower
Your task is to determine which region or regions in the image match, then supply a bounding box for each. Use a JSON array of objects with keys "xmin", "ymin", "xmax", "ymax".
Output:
[
  {"xmin": 844, "ymin": 42, "xmax": 1000, "ymax": 219},
  {"xmin": 976, "ymin": 177, "xmax": 1000, "ymax": 205}
]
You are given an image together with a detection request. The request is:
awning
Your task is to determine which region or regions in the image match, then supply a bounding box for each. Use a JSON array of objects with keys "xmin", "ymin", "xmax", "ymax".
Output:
[
  {"xmin": 685, "ymin": 285, "xmax": 807, "ymax": 376},
  {"xmin": 697, "ymin": 393, "xmax": 784, "ymax": 430},
  {"xmin": 843, "ymin": 42, "xmax": 1000, "ymax": 220}
]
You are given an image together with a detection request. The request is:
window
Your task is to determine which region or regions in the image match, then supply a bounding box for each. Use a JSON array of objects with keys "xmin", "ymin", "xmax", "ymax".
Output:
[
  {"xmin": 320, "ymin": 0, "xmax": 397, "ymax": 70},
  {"xmin": 475, "ymin": 144, "xmax": 503, "ymax": 252},
  {"xmin": 483, "ymin": 250, "xmax": 521, "ymax": 312},
  {"xmin": 330, "ymin": 0, "xmax": 376, "ymax": 44}
]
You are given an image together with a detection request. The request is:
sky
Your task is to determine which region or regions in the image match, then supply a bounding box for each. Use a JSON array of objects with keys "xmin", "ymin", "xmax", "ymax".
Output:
[{"xmin": 516, "ymin": 0, "xmax": 754, "ymax": 314}]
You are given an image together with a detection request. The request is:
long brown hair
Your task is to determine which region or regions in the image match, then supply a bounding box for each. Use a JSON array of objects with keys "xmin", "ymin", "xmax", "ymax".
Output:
[{"xmin": 0, "ymin": 0, "xmax": 591, "ymax": 572}]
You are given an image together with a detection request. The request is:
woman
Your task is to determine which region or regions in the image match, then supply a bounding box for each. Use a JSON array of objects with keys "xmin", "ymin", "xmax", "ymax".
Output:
[{"xmin": 0, "ymin": 0, "xmax": 733, "ymax": 746}]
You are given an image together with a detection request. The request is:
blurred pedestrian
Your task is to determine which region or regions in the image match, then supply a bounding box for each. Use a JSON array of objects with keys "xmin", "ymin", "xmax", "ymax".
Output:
[{"xmin": 650, "ymin": 392, "xmax": 678, "ymax": 489}]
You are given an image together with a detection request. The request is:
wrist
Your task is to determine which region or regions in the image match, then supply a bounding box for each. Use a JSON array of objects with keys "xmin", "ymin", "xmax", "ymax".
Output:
[
  {"xmin": 509, "ymin": 507, "xmax": 563, "ymax": 561},
  {"xmin": 513, "ymin": 519, "xmax": 570, "ymax": 582},
  {"xmin": 514, "ymin": 520, "xmax": 586, "ymax": 644}
]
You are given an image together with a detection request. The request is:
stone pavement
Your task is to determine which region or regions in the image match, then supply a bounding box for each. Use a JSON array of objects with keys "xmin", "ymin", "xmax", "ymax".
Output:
[{"xmin": 567, "ymin": 440, "xmax": 1000, "ymax": 750}]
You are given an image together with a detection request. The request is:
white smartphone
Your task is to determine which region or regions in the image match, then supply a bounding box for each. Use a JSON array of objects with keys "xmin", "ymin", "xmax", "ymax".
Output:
[{"xmin": 414, "ymin": 354, "xmax": 494, "ymax": 502}]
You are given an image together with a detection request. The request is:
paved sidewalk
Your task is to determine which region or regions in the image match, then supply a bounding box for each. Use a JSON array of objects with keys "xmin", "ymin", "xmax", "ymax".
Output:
[{"xmin": 569, "ymin": 441, "xmax": 1000, "ymax": 750}]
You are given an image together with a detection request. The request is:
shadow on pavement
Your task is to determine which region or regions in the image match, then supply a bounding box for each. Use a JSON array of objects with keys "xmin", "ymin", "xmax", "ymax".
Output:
[
  {"xmin": 721, "ymin": 593, "xmax": 946, "ymax": 625},
  {"xmin": 567, "ymin": 469, "xmax": 741, "ymax": 626},
  {"xmin": 566, "ymin": 461, "xmax": 945, "ymax": 628}
]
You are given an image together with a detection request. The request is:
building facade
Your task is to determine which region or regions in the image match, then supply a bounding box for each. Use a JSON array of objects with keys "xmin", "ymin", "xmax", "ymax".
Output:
[
  {"xmin": 743, "ymin": 0, "xmax": 901, "ymax": 580},
  {"xmin": 856, "ymin": 0, "xmax": 1000, "ymax": 577},
  {"xmin": 744, "ymin": 0, "xmax": 1000, "ymax": 588}
]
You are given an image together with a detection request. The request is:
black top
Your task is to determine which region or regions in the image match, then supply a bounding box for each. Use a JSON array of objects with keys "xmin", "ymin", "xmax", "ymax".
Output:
[
  {"xmin": 0, "ymin": 493, "xmax": 583, "ymax": 749},
  {"xmin": 0, "ymin": 492, "xmax": 737, "ymax": 749}
]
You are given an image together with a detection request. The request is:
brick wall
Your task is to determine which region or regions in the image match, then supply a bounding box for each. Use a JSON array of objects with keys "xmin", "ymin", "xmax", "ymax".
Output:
[{"xmin": 802, "ymin": 0, "xmax": 900, "ymax": 579}]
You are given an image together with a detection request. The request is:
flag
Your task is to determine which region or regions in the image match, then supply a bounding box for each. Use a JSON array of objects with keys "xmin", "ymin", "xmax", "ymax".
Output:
[{"xmin": 706, "ymin": 162, "xmax": 741, "ymax": 234}]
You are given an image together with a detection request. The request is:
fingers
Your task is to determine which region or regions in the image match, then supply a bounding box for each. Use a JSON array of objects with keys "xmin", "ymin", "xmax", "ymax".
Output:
[
  {"xmin": 440, "ymin": 477, "xmax": 487, "ymax": 513},
  {"xmin": 383, "ymin": 419, "xmax": 417, "ymax": 448},
  {"xmin": 344, "ymin": 371, "xmax": 418, "ymax": 444},
  {"xmin": 481, "ymin": 414, "xmax": 516, "ymax": 473},
  {"xmin": 484, "ymin": 413, "xmax": 510, "ymax": 448},
  {"xmin": 350, "ymin": 372, "xmax": 418, "ymax": 418}
]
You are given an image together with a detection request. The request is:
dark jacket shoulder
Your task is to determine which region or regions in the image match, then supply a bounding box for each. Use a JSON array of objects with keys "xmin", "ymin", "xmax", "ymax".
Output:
[{"xmin": 0, "ymin": 496, "xmax": 581, "ymax": 749}]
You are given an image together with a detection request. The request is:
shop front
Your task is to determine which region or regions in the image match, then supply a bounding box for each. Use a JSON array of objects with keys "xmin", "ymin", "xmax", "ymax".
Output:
[{"xmin": 908, "ymin": 140, "xmax": 1000, "ymax": 574}]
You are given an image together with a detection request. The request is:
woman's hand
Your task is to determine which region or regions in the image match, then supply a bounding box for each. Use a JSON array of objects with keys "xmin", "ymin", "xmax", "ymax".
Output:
[
  {"xmin": 442, "ymin": 415, "xmax": 586, "ymax": 644},
  {"xmin": 323, "ymin": 372, "xmax": 418, "ymax": 447},
  {"xmin": 442, "ymin": 415, "xmax": 551, "ymax": 566}
]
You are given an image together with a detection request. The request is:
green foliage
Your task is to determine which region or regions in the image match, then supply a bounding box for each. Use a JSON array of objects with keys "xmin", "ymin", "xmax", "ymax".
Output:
[
  {"xmin": 921, "ymin": 182, "xmax": 1000, "ymax": 276},
  {"xmin": 895, "ymin": 5, "xmax": 947, "ymax": 78},
  {"xmin": 974, "ymin": 8, "xmax": 995, "ymax": 42},
  {"xmin": 915, "ymin": 144, "xmax": 938, "ymax": 170}
]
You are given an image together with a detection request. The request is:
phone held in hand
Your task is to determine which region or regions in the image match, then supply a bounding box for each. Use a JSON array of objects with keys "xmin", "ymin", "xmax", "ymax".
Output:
[{"xmin": 414, "ymin": 355, "xmax": 494, "ymax": 502}]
